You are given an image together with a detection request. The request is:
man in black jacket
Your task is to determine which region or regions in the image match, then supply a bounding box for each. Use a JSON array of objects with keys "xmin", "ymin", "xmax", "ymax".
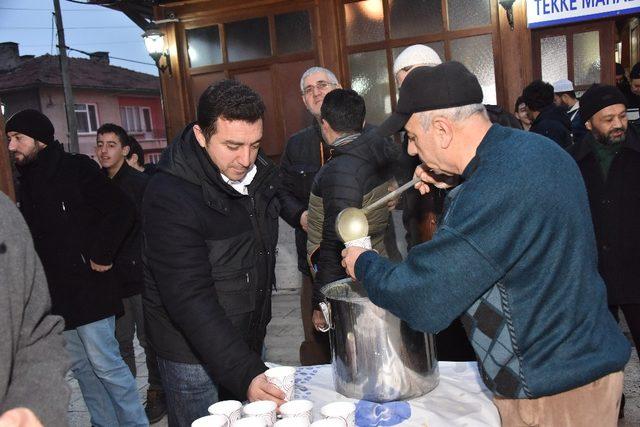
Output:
[
  {"xmin": 6, "ymin": 109, "xmax": 147, "ymax": 427},
  {"xmin": 278, "ymin": 66, "xmax": 340, "ymax": 365},
  {"xmin": 142, "ymin": 80, "xmax": 284, "ymax": 426},
  {"xmin": 552, "ymin": 79, "xmax": 587, "ymax": 143},
  {"xmin": 522, "ymin": 80, "xmax": 573, "ymax": 150},
  {"xmin": 571, "ymin": 85, "xmax": 640, "ymax": 417},
  {"xmin": 96, "ymin": 123, "xmax": 166, "ymax": 423},
  {"xmin": 307, "ymin": 89, "xmax": 397, "ymax": 331}
]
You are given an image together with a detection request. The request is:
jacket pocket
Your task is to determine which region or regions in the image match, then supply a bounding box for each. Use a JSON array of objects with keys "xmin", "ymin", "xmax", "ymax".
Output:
[{"xmin": 214, "ymin": 270, "xmax": 256, "ymax": 316}]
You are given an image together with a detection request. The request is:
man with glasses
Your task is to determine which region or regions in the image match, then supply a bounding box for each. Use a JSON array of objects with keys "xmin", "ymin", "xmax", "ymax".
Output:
[{"xmin": 278, "ymin": 66, "xmax": 341, "ymax": 365}]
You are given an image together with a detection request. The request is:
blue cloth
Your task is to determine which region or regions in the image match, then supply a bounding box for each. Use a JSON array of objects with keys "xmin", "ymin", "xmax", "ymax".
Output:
[
  {"xmin": 157, "ymin": 358, "xmax": 219, "ymax": 427},
  {"xmin": 355, "ymin": 401, "xmax": 411, "ymax": 426},
  {"xmin": 355, "ymin": 124, "xmax": 630, "ymax": 399},
  {"xmin": 64, "ymin": 316, "xmax": 148, "ymax": 427}
]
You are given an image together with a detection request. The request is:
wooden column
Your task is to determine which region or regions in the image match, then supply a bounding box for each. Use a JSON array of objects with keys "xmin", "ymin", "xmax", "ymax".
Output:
[
  {"xmin": 496, "ymin": 0, "xmax": 533, "ymax": 112},
  {"xmin": 0, "ymin": 109, "xmax": 15, "ymax": 201}
]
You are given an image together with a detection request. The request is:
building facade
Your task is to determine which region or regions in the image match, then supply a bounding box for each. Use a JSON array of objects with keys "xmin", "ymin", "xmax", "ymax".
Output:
[
  {"xmin": 136, "ymin": 0, "xmax": 639, "ymax": 158},
  {"xmin": 0, "ymin": 43, "xmax": 167, "ymax": 163}
]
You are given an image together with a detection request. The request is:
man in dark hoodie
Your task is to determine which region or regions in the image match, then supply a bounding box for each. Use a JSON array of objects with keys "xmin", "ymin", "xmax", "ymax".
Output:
[
  {"xmin": 522, "ymin": 79, "xmax": 573, "ymax": 150},
  {"xmin": 307, "ymin": 89, "xmax": 398, "ymax": 331},
  {"xmin": 142, "ymin": 80, "xmax": 284, "ymax": 426}
]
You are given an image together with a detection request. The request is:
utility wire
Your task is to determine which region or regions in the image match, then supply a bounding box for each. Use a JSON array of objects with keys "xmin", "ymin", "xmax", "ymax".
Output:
[
  {"xmin": 62, "ymin": 45, "xmax": 155, "ymax": 66},
  {"xmin": 0, "ymin": 7, "xmax": 107, "ymax": 12},
  {"xmin": 3, "ymin": 25, "xmax": 138, "ymax": 29}
]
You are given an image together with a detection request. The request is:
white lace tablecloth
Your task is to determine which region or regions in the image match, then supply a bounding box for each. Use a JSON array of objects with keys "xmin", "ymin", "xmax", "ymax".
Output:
[{"xmin": 270, "ymin": 361, "xmax": 500, "ymax": 426}]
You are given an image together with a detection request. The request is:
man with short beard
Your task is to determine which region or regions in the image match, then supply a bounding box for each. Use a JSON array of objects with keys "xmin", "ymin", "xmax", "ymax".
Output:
[
  {"xmin": 571, "ymin": 84, "xmax": 640, "ymax": 418},
  {"xmin": 6, "ymin": 109, "xmax": 147, "ymax": 426}
]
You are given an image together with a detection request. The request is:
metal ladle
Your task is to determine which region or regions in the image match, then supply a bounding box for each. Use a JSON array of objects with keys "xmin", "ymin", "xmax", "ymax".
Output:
[{"xmin": 336, "ymin": 176, "xmax": 421, "ymax": 243}]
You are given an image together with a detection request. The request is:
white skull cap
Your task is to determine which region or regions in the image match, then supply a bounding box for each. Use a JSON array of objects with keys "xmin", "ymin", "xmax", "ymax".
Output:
[{"xmin": 393, "ymin": 45, "xmax": 443, "ymax": 77}]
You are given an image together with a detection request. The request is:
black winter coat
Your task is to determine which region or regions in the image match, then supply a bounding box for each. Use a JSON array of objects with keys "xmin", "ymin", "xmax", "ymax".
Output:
[
  {"xmin": 308, "ymin": 130, "xmax": 399, "ymax": 302},
  {"xmin": 108, "ymin": 162, "xmax": 148, "ymax": 298},
  {"xmin": 278, "ymin": 121, "xmax": 331, "ymax": 275},
  {"xmin": 16, "ymin": 142, "xmax": 134, "ymax": 329},
  {"xmin": 142, "ymin": 124, "xmax": 280, "ymax": 400},
  {"xmin": 569, "ymin": 126, "xmax": 640, "ymax": 305},
  {"xmin": 530, "ymin": 105, "xmax": 573, "ymax": 150}
]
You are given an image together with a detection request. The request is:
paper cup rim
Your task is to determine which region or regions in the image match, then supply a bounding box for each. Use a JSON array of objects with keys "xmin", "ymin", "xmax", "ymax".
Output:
[
  {"xmin": 280, "ymin": 399, "xmax": 313, "ymax": 413},
  {"xmin": 191, "ymin": 414, "xmax": 228, "ymax": 427},
  {"xmin": 243, "ymin": 400, "xmax": 277, "ymax": 414},
  {"xmin": 264, "ymin": 366, "xmax": 296, "ymax": 378},
  {"xmin": 320, "ymin": 401, "xmax": 356, "ymax": 415},
  {"xmin": 208, "ymin": 400, "xmax": 242, "ymax": 415}
]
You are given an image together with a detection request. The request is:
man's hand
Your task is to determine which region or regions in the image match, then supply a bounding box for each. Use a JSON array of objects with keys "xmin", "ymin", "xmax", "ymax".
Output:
[
  {"xmin": 90, "ymin": 260, "xmax": 113, "ymax": 272},
  {"xmin": 0, "ymin": 408, "xmax": 43, "ymax": 427},
  {"xmin": 386, "ymin": 180, "xmax": 399, "ymax": 211},
  {"xmin": 247, "ymin": 373, "xmax": 285, "ymax": 406},
  {"xmin": 300, "ymin": 210, "xmax": 309, "ymax": 232},
  {"xmin": 413, "ymin": 164, "xmax": 460, "ymax": 195},
  {"xmin": 341, "ymin": 246, "xmax": 370, "ymax": 280},
  {"xmin": 312, "ymin": 309, "xmax": 328, "ymax": 332}
]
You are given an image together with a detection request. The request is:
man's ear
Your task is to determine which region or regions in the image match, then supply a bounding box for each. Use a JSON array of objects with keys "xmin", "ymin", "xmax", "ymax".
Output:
[
  {"xmin": 585, "ymin": 119, "xmax": 593, "ymax": 131},
  {"xmin": 193, "ymin": 125, "xmax": 207, "ymax": 148},
  {"xmin": 122, "ymin": 145, "xmax": 131, "ymax": 157},
  {"xmin": 433, "ymin": 117, "xmax": 453, "ymax": 149}
]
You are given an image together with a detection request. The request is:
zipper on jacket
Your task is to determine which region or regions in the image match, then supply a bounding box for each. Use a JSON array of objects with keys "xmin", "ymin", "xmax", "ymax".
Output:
[{"xmin": 249, "ymin": 195, "xmax": 276, "ymax": 291}]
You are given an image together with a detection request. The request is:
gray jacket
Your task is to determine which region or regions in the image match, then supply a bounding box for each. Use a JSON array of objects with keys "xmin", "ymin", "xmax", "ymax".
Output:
[{"xmin": 0, "ymin": 192, "xmax": 70, "ymax": 426}]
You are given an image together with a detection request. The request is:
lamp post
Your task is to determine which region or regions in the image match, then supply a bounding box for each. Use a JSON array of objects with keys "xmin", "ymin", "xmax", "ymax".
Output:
[
  {"xmin": 142, "ymin": 29, "xmax": 172, "ymax": 75},
  {"xmin": 499, "ymin": 0, "xmax": 516, "ymax": 31}
]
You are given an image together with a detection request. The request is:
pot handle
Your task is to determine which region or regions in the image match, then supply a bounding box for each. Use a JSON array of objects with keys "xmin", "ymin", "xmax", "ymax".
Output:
[{"xmin": 318, "ymin": 301, "xmax": 332, "ymax": 332}]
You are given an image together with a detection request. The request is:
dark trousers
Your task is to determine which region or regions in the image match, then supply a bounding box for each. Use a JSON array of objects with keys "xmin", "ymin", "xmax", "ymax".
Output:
[
  {"xmin": 609, "ymin": 303, "xmax": 640, "ymax": 356},
  {"xmin": 157, "ymin": 358, "xmax": 218, "ymax": 427},
  {"xmin": 299, "ymin": 274, "xmax": 331, "ymax": 365},
  {"xmin": 115, "ymin": 294, "xmax": 163, "ymax": 390}
]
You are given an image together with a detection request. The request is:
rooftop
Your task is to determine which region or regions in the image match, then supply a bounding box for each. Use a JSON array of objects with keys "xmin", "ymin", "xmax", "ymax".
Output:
[{"xmin": 0, "ymin": 45, "xmax": 159, "ymax": 95}]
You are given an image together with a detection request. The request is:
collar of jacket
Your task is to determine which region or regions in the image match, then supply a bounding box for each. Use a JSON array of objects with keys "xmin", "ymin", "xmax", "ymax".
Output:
[
  {"xmin": 16, "ymin": 139, "xmax": 63, "ymax": 181},
  {"xmin": 532, "ymin": 104, "xmax": 571, "ymax": 129},
  {"xmin": 159, "ymin": 123, "xmax": 277, "ymax": 215},
  {"xmin": 106, "ymin": 160, "xmax": 133, "ymax": 183},
  {"xmin": 572, "ymin": 124, "xmax": 640, "ymax": 161}
]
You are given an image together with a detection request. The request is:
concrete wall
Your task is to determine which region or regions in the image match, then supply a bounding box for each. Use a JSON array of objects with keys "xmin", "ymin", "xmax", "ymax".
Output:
[{"xmin": 39, "ymin": 88, "xmax": 123, "ymax": 158}]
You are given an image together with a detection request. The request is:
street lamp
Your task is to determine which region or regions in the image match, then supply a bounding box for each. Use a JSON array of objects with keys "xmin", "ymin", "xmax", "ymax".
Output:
[
  {"xmin": 499, "ymin": 0, "xmax": 516, "ymax": 31},
  {"xmin": 142, "ymin": 29, "xmax": 172, "ymax": 75}
]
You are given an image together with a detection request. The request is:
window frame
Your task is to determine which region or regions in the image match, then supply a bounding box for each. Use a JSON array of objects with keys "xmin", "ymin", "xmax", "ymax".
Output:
[
  {"xmin": 75, "ymin": 103, "xmax": 99, "ymax": 134},
  {"xmin": 120, "ymin": 106, "xmax": 154, "ymax": 134},
  {"xmin": 337, "ymin": 0, "xmax": 502, "ymax": 113}
]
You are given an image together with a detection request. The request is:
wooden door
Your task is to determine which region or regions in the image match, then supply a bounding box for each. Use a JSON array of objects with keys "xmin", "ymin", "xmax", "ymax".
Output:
[{"xmin": 532, "ymin": 20, "xmax": 616, "ymax": 91}]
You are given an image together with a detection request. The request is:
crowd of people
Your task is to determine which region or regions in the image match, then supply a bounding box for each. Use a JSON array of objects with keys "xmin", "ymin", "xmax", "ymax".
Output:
[{"xmin": 0, "ymin": 44, "xmax": 638, "ymax": 427}]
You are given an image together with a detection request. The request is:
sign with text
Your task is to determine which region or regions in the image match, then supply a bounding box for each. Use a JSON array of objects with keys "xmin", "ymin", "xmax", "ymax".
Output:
[{"xmin": 527, "ymin": 0, "xmax": 640, "ymax": 29}]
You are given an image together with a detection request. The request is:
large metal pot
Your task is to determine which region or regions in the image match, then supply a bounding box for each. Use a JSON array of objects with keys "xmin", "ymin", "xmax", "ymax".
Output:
[{"xmin": 319, "ymin": 278, "xmax": 439, "ymax": 402}]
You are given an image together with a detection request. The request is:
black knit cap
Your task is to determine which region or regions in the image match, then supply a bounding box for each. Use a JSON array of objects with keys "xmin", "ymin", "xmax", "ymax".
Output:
[
  {"xmin": 579, "ymin": 84, "xmax": 628, "ymax": 122},
  {"xmin": 377, "ymin": 61, "xmax": 483, "ymax": 137},
  {"xmin": 5, "ymin": 109, "xmax": 55, "ymax": 145}
]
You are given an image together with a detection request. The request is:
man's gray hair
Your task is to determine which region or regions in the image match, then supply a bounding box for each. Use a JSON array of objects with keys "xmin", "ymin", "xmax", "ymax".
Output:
[
  {"xmin": 418, "ymin": 104, "xmax": 487, "ymax": 131},
  {"xmin": 300, "ymin": 67, "xmax": 339, "ymax": 92}
]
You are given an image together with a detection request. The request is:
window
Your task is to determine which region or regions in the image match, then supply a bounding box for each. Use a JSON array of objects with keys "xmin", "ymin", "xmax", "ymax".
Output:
[
  {"xmin": 120, "ymin": 106, "xmax": 153, "ymax": 133},
  {"xmin": 75, "ymin": 104, "xmax": 98, "ymax": 133},
  {"xmin": 185, "ymin": 9, "xmax": 313, "ymax": 68},
  {"xmin": 341, "ymin": 0, "xmax": 499, "ymax": 125},
  {"xmin": 147, "ymin": 153, "xmax": 161, "ymax": 164}
]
